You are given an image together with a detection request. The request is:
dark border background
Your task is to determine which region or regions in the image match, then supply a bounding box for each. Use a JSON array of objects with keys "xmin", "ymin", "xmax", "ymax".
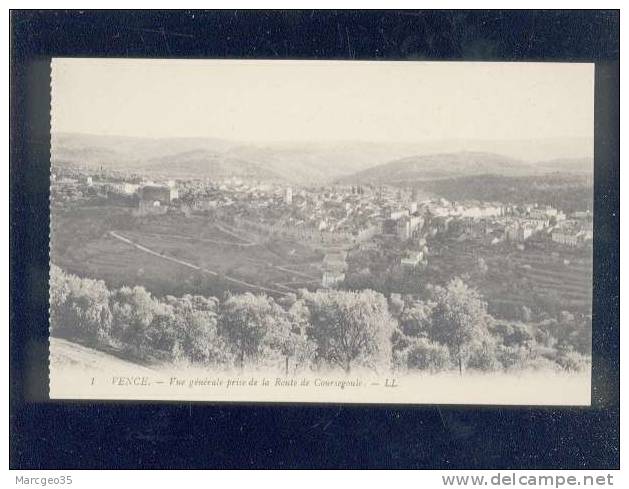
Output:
[{"xmin": 10, "ymin": 10, "xmax": 620, "ymax": 469}]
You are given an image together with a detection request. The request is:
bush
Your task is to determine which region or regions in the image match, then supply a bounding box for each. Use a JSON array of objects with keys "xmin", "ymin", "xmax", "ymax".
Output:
[
  {"xmin": 466, "ymin": 339, "xmax": 500, "ymax": 372},
  {"xmin": 429, "ymin": 278, "xmax": 490, "ymax": 373},
  {"xmin": 49, "ymin": 265, "xmax": 589, "ymax": 375},
  {"xmin": 163, "ymin": 295, "xmax": 233, "ymax": 366},
  {"xmin": 399, "ymin": 301, "xmax": 433, "ymax": 338},
  {"xmin": 490, "ymin": 322, "xmax": 534, "ymax": 349},
  {"xmin": 50, "ymin": 266, "xmax": 112, "ymax": 343},
  {"xmin": 218, "ymin": 293, "xmax": 285, "ymax": 369},
  {"xmin": 110, "ymin": 286, "xmax": 162, "ymax": 353},
  {"xmin": 303, "ymin": 289, "xmax": 396, "ymax": 373},
  {"xmin": 556, "ymin": 349, "xmax": 591, "ymax": 373},
  {"xmin": 404, "ymin": 338, "xmax": 451, "ymax": 373},
  {"xmin": 524, "ymin": 355, "xmax": 564, "ymax": 372},
  {"xmin": 495, "ymin": 345, "xmax": 532, "ymax": 371},
  {"xmin": 495, "ymin": 344, "xmax": 567, "ymax": 372}
]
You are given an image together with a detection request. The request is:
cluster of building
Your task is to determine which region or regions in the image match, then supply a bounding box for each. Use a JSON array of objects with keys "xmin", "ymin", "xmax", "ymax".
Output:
[
  {"xmin": 551, "ymin": 216, "xmax": 593, "ymax": 247},
  {"xmin": 448, "ymin": 207, "xmax": 557, "ymax": 245},
  {"xmin": 51, "ymin": 166, "xmax": 183, "ymax": 214},
  {"xmin": 380, "ymin": 204, "xmax": 425, "ymax": 241},
  {"xmin": 51, "ymin": 172, "xmax": 141, "ymax": 203},
  {"xmin": 422, "ymin": 200, "xmax": 592, "ymax": 249},
  {"xmin": 52, "ymin": 167, "xmax": 593, "ymax": 290},
  {"xmin": 136, "ymin": 182, "xmax": 179, "ymax": 214}
]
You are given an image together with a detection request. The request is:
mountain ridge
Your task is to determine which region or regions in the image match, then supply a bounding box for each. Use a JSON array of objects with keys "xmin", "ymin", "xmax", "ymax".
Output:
[
  {"xmin": 337, "ymin": 151, "xmax": 592, "ymax": 185},
  {"xmin": 51, "ymin": 133, "xmax": 593, "ymax": 185}
]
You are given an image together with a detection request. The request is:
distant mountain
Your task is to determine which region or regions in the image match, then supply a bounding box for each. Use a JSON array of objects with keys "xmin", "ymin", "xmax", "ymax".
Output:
[
  {"xmin": 337, "ymin": 152, "xmax": 545, "ymax": 184},
  {"xmin": 51, "ymin": 133, "xmax": 242, "ymax": 171},
  {"xmin": 52, "ymin": 133, "xmax": 593, "ymax": 185},
  {"xmin": 408, "ymin": 173, "xmax": 593, "ymax": 213},
  {"xmin": 227, "ymin": 141, "xmax": 437, "ymax": 183},
  {"xmin": 51, "ymin": 133, "xmax": 414, "ymax": 184},
  {"xmin": 141, "ymin": 150, "xmax": 283, "ymax": 181},
  {"xmin": 534, "ymin": 157, "xmax": 593, "ymax": 174}
]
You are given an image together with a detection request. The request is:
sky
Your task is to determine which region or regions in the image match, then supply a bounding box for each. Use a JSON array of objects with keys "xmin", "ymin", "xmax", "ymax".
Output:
[{"xmin": 51, "ymin": 58, "xmax": 594, "ymax": 145}]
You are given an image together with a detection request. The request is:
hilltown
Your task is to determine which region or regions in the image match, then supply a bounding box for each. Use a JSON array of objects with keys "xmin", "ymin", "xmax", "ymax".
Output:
[{"xmin": 52, "ymin": 167, "xmax": 593, "ymax": 289}]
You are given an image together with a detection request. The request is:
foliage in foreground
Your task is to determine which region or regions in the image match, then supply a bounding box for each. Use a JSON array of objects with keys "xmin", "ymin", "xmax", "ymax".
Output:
[{"xmin": 49, "ymin": 265, "xmax": 590, "ymax": 374}]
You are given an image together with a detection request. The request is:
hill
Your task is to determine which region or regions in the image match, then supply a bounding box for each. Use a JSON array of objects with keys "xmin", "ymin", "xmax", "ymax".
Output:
[
  {"xmin": 51, "ymin": 133, "xmax": 419, "ymax": 184},
  {"xmin": 52, "ymin": 132, "xmax": 281, "ymax": 180},
  {"xmin": 337, "ymin": 151, "xmax": 541, "ymax": 184},
  {"xmin": 140, "ymin": 150, "xmax": 284, "ymax": 181},
  {"xmin": 338, "ymin": 151, "xmax": 593, "ymax": 185},
  {"xmin": 535, "ymin": 157, "xmax": 593, "ymax": 174},
  {"xmin": 409, "ymin": 173, "xmax": 593, "ymax": 212},
  {"xmin": 52, "ymin": 133, "xmax": 593, "ymax": 185}
]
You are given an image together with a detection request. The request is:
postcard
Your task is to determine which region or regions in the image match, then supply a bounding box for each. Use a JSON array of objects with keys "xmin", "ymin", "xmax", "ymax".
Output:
[{"xmin": 49, "ymin": 59, "xmax": 593, "ymax": 404}]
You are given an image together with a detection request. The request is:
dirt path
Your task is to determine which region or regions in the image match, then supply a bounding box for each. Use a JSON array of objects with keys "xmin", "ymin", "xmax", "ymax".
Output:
[{"xmin": 109, "ymin": 231, "xmax": 287, "ymax": 296}]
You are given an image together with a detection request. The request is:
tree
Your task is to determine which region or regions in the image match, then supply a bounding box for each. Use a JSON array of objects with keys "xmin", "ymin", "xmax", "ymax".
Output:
[
  {"xmin": 278, "ymin": 299, "xmax": 316, "ymax": 373},
  {"xmin": 490, "ymin": 322, "xmax": 534, "ymax": 350},
  {"xmin": 388, "ymin": 294, "xmax": 405, "ymax": 317},
  {"xmin": 466, "ymin": 336, "xmax": 500, "ymax": 372},
  {"xmin": 218, "ymin": 293, "xmax": 281, "ymax": 369},
  {"xmin": 303, "ymin": 289, "xmax": 396, "ymax": 373},
  {"xmin": 495, "ymin": 344, "xmax": 536, "ymax": 371},
  {"xmin": 404, "ymin": 338, "xmax": 451, "ymax": 373},
  {"xmin": 147, "ymin": 303, "xmax": 180, "ymax": 358},
  {"xmin": 49, "ymin": 264, "xmax": 70, "ymax": 314},
  {"xmin": 111, "ymin": 286, "xmax": 162, "ymax": 353},
  {"xmin": 570, "ymin": 315, "xmax": 592, "ymax": 355},
  {"xmin": 399, "ymin": 300, "xmax": 434, "ymax": 338},
  {"xmin": 556, "ymin": 348, "xmax": 591, "ymax": 373},
  {"xmin": 50, "ymin": 266, "xmax": 112, "ymax": 343},
  {"xmin": 429, "ymin": 278, "xmax": 490, "ymax": 375},
  {"xmin": 163, "ymin": 294, "xmax": 231, "ymax": 366},
  {"xmin": 264, "ymin": 314, "xmax": 316, "ymax": 375}
]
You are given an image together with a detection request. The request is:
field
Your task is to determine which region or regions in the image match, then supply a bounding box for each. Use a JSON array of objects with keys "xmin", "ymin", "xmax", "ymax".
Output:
[
  {"xmin": 51, "ymin": 203, "xmax": 593, "ymax": 320},
  {"xmin": 423, "ymin": 237, "xmax": 592, "ymax": 318},
  {"xmin": 51, "ymin": 204, "xmax": 324, "ymax": 298}
]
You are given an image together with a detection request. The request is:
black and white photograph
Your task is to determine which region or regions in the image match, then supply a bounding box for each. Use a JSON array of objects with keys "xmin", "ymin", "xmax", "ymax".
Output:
[
  {"xmin": 9, "ymin": 6, "xmax": 622, "ymax": 474},
  {"xmin": 47, "ymin": 58, "xmax": 595, "ymax": 404}
]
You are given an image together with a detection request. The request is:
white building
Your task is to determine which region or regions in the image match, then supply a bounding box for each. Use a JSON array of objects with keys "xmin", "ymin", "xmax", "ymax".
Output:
[
  {"xmin": 530, "ymin": 206, "xmax": 558, "ymax": 220},
  {"xmin": 111, "ymin": 182, "xmax": 140, "ymax": 195},
  {"xmin": 322, "ymin": 270, "xmax": 345, "ymax": 288},
  {"xmin": 389, "ymin": 208, "xmax": 410, "ymax": 220},
  {"xmin": 321, "ymin": 252, "xmax": 347, "ymax": 288},
  {"xmin": 505, "ymin": 221, "xmax": 534, "ymax": 242},
  {"xmin": 573, "ymin": 210, "xmax": 592, "ymax": 220},
  {"xmin": 401, "ymin": 251, "xmax": 423, "ymax": 268},
  {"xmin": 552, "ymin": 232, "xmax": 581, "ymax": 247}
]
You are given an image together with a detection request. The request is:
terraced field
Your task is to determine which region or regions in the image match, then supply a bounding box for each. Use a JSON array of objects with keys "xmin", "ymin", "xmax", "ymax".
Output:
[
  {"xmin": 51, "ymin": 205, "xmax": 324, "ymax": 298},
  {"xmin": 424, "ymin": 237, "xmax": 592, "ymax": 318}
]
